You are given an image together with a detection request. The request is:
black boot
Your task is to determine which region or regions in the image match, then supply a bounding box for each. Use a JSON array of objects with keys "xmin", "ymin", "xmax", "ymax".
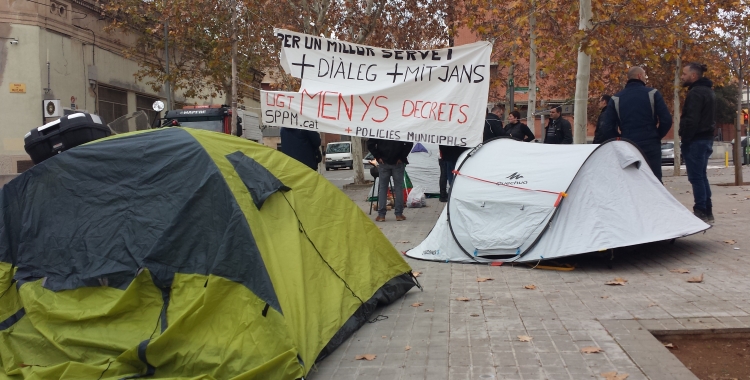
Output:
[
  {"xmin": 706, "ymin": 205, "xmax": 714, "ymax": 224},
  {"xmin": 693, "ymin": 207, "xmax": 710, "ymax": 223}
]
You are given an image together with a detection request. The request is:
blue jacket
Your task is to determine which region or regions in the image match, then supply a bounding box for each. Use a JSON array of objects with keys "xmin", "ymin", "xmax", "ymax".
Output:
[
  {"xmin": 280, "ymin": 127, "xmax": 321, "ymax": 170},
  {"xmin": 601, "ymin": 80, "xmax": 672, "ymax": 146}
]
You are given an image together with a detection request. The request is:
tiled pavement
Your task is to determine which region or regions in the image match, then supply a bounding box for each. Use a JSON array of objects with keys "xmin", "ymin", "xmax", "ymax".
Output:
[{"xmin": 308, "ymin": 164, "xmax": 750, "ymax": 380}]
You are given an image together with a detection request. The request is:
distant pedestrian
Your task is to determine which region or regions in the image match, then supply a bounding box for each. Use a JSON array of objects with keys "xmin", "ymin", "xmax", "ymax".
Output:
[
  {"xmin": 483, "ymin": 105, "xmax": 506, "ymax": 142},
  {"xmin": 438, "ymin": 144, "xmax": 469, "ymax": 202},
  {"xmin": 280, "ymin": 127, "xmax": 321, "ymax": 170},
  {"xmin": 367, "ymin": 138, "xmax": 414, "ymax": 222},
  {"xmin": 601, "ymin": 66, "xmax": 672, "ymax": 182},
  {"xmin": 592, "ymin": 94, "xmax": 613, "ymax": 144},
  {"xmin": 504, "ymin": 111, "xmax": 535, "ymax": 142},
  {"xmin": 543, "ymin": 106, "xmax": 573, "ymax": 144},
  {"xmin": 679, "ymin": 62, "xmax": 716, "ymax": 223}
]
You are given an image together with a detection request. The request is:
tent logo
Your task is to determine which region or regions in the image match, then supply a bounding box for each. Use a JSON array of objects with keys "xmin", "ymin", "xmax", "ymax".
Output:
[{"xmin": 506, "ymin": 172, "xmax": 524, "ymax": 180}]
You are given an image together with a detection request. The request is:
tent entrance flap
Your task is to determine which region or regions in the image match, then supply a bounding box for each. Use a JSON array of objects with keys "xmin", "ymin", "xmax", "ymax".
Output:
[{"xmin": 449, "ymin": 199, "xmax": 554, "ymax": 256}]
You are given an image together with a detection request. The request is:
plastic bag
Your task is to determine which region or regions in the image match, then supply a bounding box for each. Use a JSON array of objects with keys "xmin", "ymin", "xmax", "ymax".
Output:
[{"xmin": 407, "ymin": 186, "xmax": 426, "ymax": 208}]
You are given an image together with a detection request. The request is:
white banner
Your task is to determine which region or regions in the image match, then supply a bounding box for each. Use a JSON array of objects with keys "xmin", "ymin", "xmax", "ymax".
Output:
[{"xmin": 261, "ymin": 29, "xmax": 491, "ymax": 147}]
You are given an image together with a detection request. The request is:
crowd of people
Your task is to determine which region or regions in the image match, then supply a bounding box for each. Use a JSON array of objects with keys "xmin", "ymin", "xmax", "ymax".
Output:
[{"xmin": 279, "ymin": 63, "xmax": 717, "ymax": 225}]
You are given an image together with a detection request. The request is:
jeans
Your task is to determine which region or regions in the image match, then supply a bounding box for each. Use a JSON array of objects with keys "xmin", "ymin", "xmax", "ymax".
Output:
[
  {"xmin": 682, "ymin": 139, "xmax": 713, "ymax": 211},
  {"xmin": 378, "ymin": 162, "xmax": 405, "ymax": 217},
  {"xmin": 638, "ymin": 141, "xmax": 663, "ymax": 182},
  {"xmin": 439, "ymin": 160, "xmax": 457, "ymax": 199}
]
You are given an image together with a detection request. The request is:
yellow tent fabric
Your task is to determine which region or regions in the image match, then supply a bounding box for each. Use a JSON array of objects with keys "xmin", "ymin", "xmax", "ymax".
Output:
[{"xmin": 0, "ymin": 128, "xmax": 415, "ymax": 379}]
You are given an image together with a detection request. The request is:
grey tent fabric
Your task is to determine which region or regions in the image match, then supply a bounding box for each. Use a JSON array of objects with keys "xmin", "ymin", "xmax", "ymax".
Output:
[
  {"xmin": 226, "ymin": 151, "xmax": 291, "ymax": 209},
  {"xmin": 2, "ymin": 128, "xmax": 282, "ymax": 313}
]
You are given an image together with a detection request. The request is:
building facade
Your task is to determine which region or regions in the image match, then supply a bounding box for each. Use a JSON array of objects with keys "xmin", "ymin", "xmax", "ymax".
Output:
[{"xmin": 0, "ymin": 0, "xmax": 260, "ymax": 175}]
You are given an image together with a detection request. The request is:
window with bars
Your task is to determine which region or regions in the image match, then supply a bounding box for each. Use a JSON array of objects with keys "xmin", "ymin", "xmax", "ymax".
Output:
[
  {"xmin": 136, "ymin": 94, "xmax": 160, "ymax": 125},
  {"xmin": 98, "ymin": 86, "xmax": 128, "ymax": 125}
]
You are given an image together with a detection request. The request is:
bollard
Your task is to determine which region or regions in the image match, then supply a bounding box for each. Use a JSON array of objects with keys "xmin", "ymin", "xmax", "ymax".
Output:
[{"xmin": 725, "ymin": 151, "xmax": 729, "ymax": 167}]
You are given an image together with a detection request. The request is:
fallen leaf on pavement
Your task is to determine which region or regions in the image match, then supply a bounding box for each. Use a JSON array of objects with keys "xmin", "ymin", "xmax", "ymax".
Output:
[
  {"xmin": 687, "ymin": 273, "xmax": 704, "ymax": 283},
  {"xmin": 601, "ymin": 295, "xmax": 610, "ymax": 299},
  {"xmin": 648, "ymin": 303, "xmax": 658, "ymax": 307},
  {"xmin": 524, "ymin": 284, "xmax": 536, "ymax": 290},
  {"xmin": 405, "ymin": 345, "xmax": 411, "ymax": 351},
  {"xmin": 470, "ymin": 313, "xmax": 480, "ymax": 317},
  {"xmin": 355, "ymin": 354, "xmax": 377, "ymax": 361},
  {"xmin": 517, "ymin": 335, "xmax": 533, "ymax": 342},
  {"xmin": 412, "ymin": 271, "xmax": 421, "ymax": 277},
  {"xmin": 725, "ymin": 240, "xmax": 737, "ymax": 244},
  {"xmin": 664, "ymin": 343, "xmax": 676, "ymax": 349},
  {"xmin": 456, "ymin": 297, "xmax": 470, "ymax": 302},
  {"xmin": 411, "ymin": 302, "xmax": 423, "ymax": 307},
  {"xmin": 397, "ymin": 240, "xmax": 410, "ymax": 243},
  {"xmin": 600, "ymin": 372, "xmax": 629, "ymax": 380},
  {"xmin": 382, "ymin": 335, "xmax": 387, "ymax": 339},
  {"xmin": 670, "ymin": 268, "xmax": 690, "ymax": 274},
  {"xmin": 605, "ymin": 278, "xmax": 627, "ymax": 286},
  {"xmin": 476, "ymin": 277, "xmax": 493, "ymax": 282},
  {"xmin": 424, "ymin": 309, "xmax": 434, "ymax": 312},
  {"xmin": 581, "ymin": 346, "xmax": 602, "ymax": 353}
]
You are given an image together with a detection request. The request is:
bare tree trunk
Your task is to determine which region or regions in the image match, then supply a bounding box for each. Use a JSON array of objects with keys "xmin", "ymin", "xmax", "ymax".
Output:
[
  {"xmin": 526, "ymin": 4, "xmax": 537, "ymax": 130},
  {"xmin": 230, "ymin": 0, "xmax": 238, "ymax": 136},
  {"xmin": 573, "ymin": 0, "xmax": 592, "ymax": 144},
  {"xmin": 736, "ymin": 67, "xmax": 744, "ymax": 185},
  {"xmin": 673, "ymin": 41, "xmax": 682, "ymax": 176}
]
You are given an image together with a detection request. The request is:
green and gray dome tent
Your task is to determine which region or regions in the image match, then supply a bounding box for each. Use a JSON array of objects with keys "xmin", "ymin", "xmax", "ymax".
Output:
[{"xmin": 0, "ymin": 127, "xmax": 415, "ymax": 379}]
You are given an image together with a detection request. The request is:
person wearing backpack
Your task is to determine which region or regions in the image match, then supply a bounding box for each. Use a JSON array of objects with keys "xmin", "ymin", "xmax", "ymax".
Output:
[{"xmin": 600, "ymin": 66, "xmax": 673, "ymax": 182}]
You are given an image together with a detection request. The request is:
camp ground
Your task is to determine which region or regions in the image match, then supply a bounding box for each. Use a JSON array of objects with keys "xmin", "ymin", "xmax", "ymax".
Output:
[
  {"xmin": 406, "ymin": 138, "xmax": 711, "ymax": 264},
  {"xmin": 0, "ymin": 128, "xmax": 417, "ymax": 379}
]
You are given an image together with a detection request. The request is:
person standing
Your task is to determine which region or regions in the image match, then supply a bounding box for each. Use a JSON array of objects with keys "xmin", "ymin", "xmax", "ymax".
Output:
[
  {"xmin": 280, "ymin": 127, "xmax": 321, "ymax": 170},
  {"xmin": 438, "ymin": 144, "xmax": 468, "ymax": 202},
  {"xmin": 484, "ymin": 105, "xmax": 506, "ymax": 142},
  {"xmin": 367, "ymin": 138, "xmax": 414, "ymax": 222},
  {"xmin": 504, "ymin": 111, "xmax": 535, "ymax": 142},
  {"xmin": 592, "ymin": 94, "xmax": 613, "ymax": 144},
  {"xmin": 543, "ymin": 106, "xmax": 573, "ymax": 144},
  {"xmin": 679, "ymin": 63, "xmax": 716, "ymax": 223},
  {"xmin": 601, "ymin": 66, "xmax": 672, "ymax": 181}
]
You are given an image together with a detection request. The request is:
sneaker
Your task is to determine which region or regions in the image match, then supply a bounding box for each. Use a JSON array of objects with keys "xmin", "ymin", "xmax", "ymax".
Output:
[
  {"xmin": 396, "ymin": 215, "xmax": 406, "ymax": 221},
  {"xmin": 375, "ymin": 216, "xmax": 386, "ymax": 222},
  {"xmin": 706, "ymin": 207, "xmax": 715, "ymax": 224}
]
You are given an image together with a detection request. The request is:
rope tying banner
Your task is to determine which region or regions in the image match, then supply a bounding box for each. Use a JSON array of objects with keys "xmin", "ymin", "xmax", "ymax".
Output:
[{"xmin": 452, "ymin": 170, "xmax": 568, "ymax": 207}]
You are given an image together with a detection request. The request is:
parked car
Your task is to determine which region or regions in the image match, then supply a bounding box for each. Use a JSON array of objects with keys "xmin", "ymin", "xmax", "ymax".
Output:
[
  {"xmin": 731, "ymin": 136, "xmax": 748, "ymax": 165},
  {"xmin": 325, "ymin": 141, "xmax": 353, "ymax": 170},
  {"xmin": 661, "ymin": 142, "xmax": 683, "ymax": 165}
]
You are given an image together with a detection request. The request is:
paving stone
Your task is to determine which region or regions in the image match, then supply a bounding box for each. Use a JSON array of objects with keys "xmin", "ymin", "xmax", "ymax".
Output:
[{"xmin": 308, "ymin": 167, "xmax": 750, "ymax": 380}]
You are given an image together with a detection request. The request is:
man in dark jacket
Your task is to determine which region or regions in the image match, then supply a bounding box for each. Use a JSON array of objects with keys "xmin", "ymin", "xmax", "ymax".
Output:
[
  {"xmin": 543, "ymin": 106, "xmax": 573, "ymax": 144},
  {"xmin": 438, "ymin": 144, "xmax": 468, "ymax": 202},
  {"xmin": 280, "ymin": 127, "xmax": 321, "ymax": 170},
  {"xmin": 601, "ymin": 66, "xmax": 672, "ymax": 181},
  {"xmin": 679, "ymin": 62, "xmax": 716, "ymax": 223},
  {"xmin": 483, "ymin": 105, "xmax": 506, "ymax": 142},
  {"xmin": 367, "ymin": 138, "xmax": 414, "ymax": 222},
  {"xmin": 504, "ymin": 110, "xmax": 535, "ymax": 142},
  {"xmin": 592, "ymin": 94, "xmax": 613, "ymax": 144}
]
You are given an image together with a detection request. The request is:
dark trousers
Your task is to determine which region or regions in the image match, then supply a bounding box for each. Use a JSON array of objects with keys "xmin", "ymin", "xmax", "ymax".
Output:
[
  {"xmin": 638, "ymin": 142, "xmax": 663, "ymax": 182},
  {"xmin": 682, "ymin": 139, "xmax": 713, "ymax": 211},
  {"xmin": 439, "ymin": 160, "xmax": 456, "ymax": 198}
]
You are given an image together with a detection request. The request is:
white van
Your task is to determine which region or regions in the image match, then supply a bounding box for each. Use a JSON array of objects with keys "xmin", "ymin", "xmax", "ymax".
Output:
[{"xmin": 325, "ymin": 141, "xmax": 353, "ymax": 170}]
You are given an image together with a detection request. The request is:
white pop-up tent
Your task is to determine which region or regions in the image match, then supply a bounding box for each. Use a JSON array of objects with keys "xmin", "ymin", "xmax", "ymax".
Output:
[
  {"xmin": 406, "ymin": 143, "xmax": 441, "ymax": 195},
  {"xmin": 406, "ymin": 138, "xmax": 710, "ymax": 263}
]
